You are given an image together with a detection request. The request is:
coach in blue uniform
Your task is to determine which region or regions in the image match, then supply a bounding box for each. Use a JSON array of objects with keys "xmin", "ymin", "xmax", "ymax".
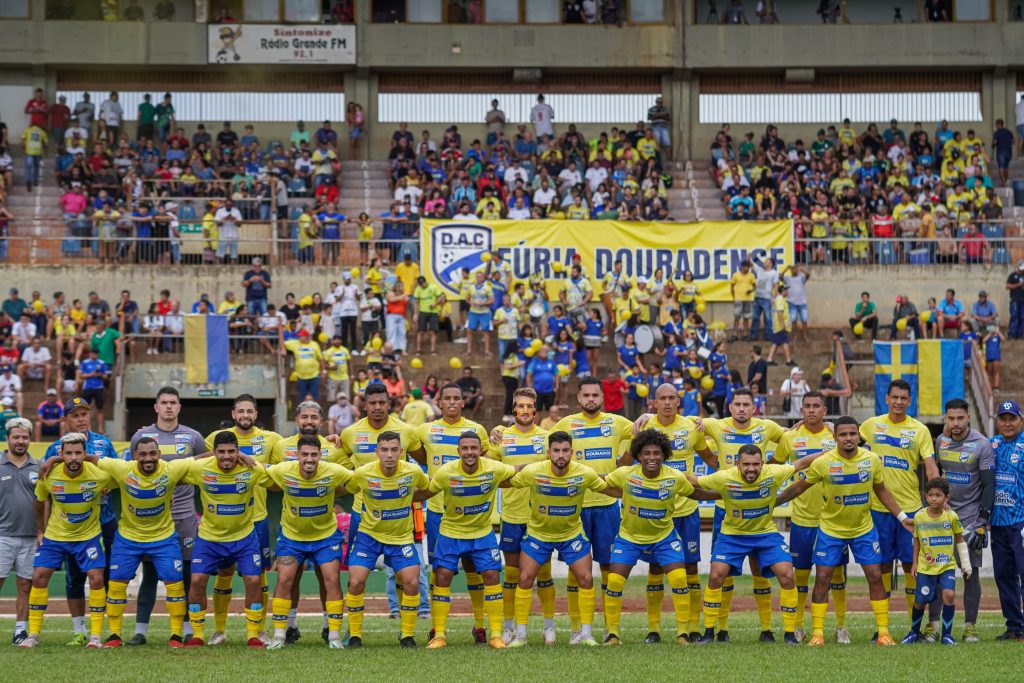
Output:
[{"xmin": 990, "ymin": 400, "xmax": 1024, "ymax": 640}]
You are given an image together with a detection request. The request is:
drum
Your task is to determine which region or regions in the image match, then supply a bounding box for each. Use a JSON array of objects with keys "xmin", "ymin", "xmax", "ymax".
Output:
[
  {"xmin": 529, "ymin": 301, "xmax": 546, "ymax": 320},
  {"xmin": 634, "ymin": 325, "xmax": 663, "ymax": 354}
]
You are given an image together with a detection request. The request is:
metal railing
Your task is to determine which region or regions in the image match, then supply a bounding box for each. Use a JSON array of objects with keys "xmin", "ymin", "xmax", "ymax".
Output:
[{"xmin": 968, "ymin": 341, "xmax": 995, "ymax": 434}]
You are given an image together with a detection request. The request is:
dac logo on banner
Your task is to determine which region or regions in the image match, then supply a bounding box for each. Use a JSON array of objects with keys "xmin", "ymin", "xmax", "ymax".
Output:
[{"xmin": 430, "ymin": 223, "xmax": 493, "ymax": 295}]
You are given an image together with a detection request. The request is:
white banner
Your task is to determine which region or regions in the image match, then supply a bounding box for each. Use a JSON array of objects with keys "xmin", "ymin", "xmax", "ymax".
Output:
[{"xmin": 207, "ymin": 24, "xmax": 356, "ymax": 64}]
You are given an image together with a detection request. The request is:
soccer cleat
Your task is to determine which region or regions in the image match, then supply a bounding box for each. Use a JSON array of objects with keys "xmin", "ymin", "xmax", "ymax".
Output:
[
  {"xmin": 694, "ymin": 630, "xmax": 715, "ymax": 645},
  {"xmin": 428, "ymin": 628, "xmax": 436, "ymax": 641},
  {"xmin": 247, "ymin": 637, "xmax": 265, "ymax": 649},
  {"xmin": 502, "ymin": 628, "xmax": 515, "ymax": 645},
  {"xmin": 876, "ymin": 633, "xmax": 897, "ymax": 646},
  {"xmin": 389, "ymin": 612, "xmax": 399, "ymax": 619},
  {"xmin": 488, "ymin": 636, "xmax": 506, "ymax": 649},
  {"xmin": 962, "ymin": 624, "xmax": 978, "ymax": 642},
  {"xmin": 870, "ymin": 631, "xmax": 878, "ymax": 643},
  {"xmin": 472, "ymin": 627, "xmax": 487, "ymax": 645},
  {"xmin": 508, "ymin": 635, "xmax": 528, "ymax": 648},
  {"xmin": 900, "ymin": 631, "xmax": 920, "ymax": 645},
  {"xmin": 66, "ymin": 632, "xmax": 88, "ymax": 647},
  {"xmin": 922, "ymin": 622, "xmax": 937, "ymax": 644},
  {"xmin": 568, "ymin": 630, "xmax": 583, "ymax": 645},
  {"xmin": 940, "ymin": 635, "xmax": 957, "ymax": 646},
  {"xmin": 86, "ymin": 635, "xmax": 103, "ymax": 649},
  {"xmin": 793, "ymin": 628, "xmax": 805, "ymax": 643},
  {"xmin": 806, "ymin": 635, "xmax": 826, "ymax": 647},
  {"xmin": 125, "ymin": 633, "xmax": 147, "ymax": 646},
  {"xmin": 285, "ymin": 626, "xmax": 301, "ymax": 644},
  {"xmin": 835, "ymin": 627, "xmax": 851, "ymax": 645},
  {"xmin": 644, "ymin": 632, "xmax": 662, "ymax": 644},
  {"xmin": 266, "ymin": 637, "xmax": 286, "ymax": 650},
  {"xmin": 995, "ymin": 630, "xmax": 1022, "ymax": 641},
  {"xmin": 17, "ymin": 634, "xmax": 40, "ymax": 649},
  {"xmin": 399, "ymin": 636, "xmax": 417, "ymax": 649},
  {"xmin": 183, "ymin": 637, "xmax": 205, "ymax": 648},
  {"xmin": 576, "ymin": 636, "xmax": 599, "ymax": 647},
  {"xmin": 328, "ymin": 638, "xmax": 344, "ymax": 650},
  {"xmin": 426, "ymin": 636, "xmax": 447, "ymax": 649},
  {"xmin": 208, "ymin": 631, "xmax": 227, "ymax": 646},
  {"xmin": 168, "ymin": 635, "xmax": 184, "ymax": 649},
  {"xmin": 103, "ymin": 634, "xmax": 123, "ymax": 648},
  {"xmin": 321, "ymin": 627, "xmax": 329, "ymax": 644},
  {"xmin": 345, "ymin": 636, "xmax": 362, "ymax": 649},
  {"xmin": 674, "ymin": 633, "xmax": 689, "ymax": 646},
  {"xmin": 543, "ymin": 627, "xmax": 557, "ymax": 646},
  {"xmin": 12, "ymin": 631, "xmax": 28, "ymax": 646},
  {"xmin": 688, "ymin": 631, "xmax": 700, "ymax": 643},
  {"xmin": 759, "ymin": 630, "xmax": 776, "ymax": 643},
  {"xmin": 716, "ymin": 630, "xmax": 730, "ymax": 643},
  {"xmin": 603, "ymin": 633, "xmax": 621, "ymax": 647},
  {"xmin": 258, "ymin": 631, "xmax": 272, "ymax": 646},
  {"xmin": 784, "ymin": 632, "xmax": 800, "ymax": 645}
]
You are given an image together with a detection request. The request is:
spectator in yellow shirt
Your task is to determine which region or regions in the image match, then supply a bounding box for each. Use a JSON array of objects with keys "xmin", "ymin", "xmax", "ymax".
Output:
[
  {"xmin": 730, "ymin": 260, "xmax": 756, "ymax": 340},
  {"xmin": 282, "ymin": 329, "xmax": 324, "ymax": 401},
  {"xmin": 395, "ymin": 252, "xmax": 421, "ymax": 295}
]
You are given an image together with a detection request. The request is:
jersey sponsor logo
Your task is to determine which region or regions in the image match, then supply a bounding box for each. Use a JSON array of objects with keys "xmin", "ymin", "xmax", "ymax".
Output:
[
  {"xmin": 298, "ymin": 504, "xmax": 329, "ymax": 517},
  {"xmin": 664, "ymin": 460, "xmax": 688, "ymax": 472},
  {"xmin": 133, "ymin": 502, "xmax": 166, "ymax": 517},
  {"xmin": 740, "ymin": 505, "xmax": 769, "ymax": 519},
  {"xmin": 214, "ymin": 503, "xmax": 246, "ymax": 515},
  {"xmin": 580, "ymin": 447, "xmax": 613, "ymax": 460},
  {"xmin": 460, "ymin": 502, "xmax": 491, "ymax": 515},
  {"xmin": 380, "ymin": 507, "xmax": 411, "ymax": 520},
  {"xmin": 65, "ymin": 510, "xmax": 94, "ymax": 524},
  {"xmin": 545, "ymin": 504, "xmax": 577, "ymax": 516},
  {"xmin": 841, "ymin": 493, "xmax": 869, "ymax": 506},
  {"xmin": 637, "ymin": 507, "xmax": 668, "ymax": 519},
  {"xmin": 945, "ymin": 470, "xmax": 972, "ymax": 486},
  {"xmin": 924, "ymin": 535, "xmax": 953, "ymax": 546},
  {"xmin": 881, "ymin": 455, "xmax": 910, "ymax": 471}
]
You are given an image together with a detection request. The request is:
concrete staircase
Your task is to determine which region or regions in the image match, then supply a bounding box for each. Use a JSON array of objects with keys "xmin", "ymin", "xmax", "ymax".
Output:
[{"xmin": 5, "ymin": 153, "xmax": 67, "ymax": 263}]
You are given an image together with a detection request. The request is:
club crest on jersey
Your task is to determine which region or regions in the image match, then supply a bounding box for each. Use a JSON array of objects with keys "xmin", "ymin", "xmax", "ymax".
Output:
[
  {"xmin": 86, "ymin": 546, "xmax": 99, "ymax": 560},
  {"xmin": 401, "ymin": 544, "xmax": 415, "ymax": 558}
]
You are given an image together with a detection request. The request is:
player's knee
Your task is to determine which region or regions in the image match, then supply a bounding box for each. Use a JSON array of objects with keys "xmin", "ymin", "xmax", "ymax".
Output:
[
  {"xmin": 87, "ymin": 573, "xmax": 105, "ymax": 591},
  {"xmin": 942, "ymin": 590, "xmax": 955, "ymax": 604},
  {"xmin": 480, "ymin": 570, "xmax": 500, "ymax": 586},
  {"xmin": 576, "ymin": 574, "xmax": 593, "ymax": 590}
]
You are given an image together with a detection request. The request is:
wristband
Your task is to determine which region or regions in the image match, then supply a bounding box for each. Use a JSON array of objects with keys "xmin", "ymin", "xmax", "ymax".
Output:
[{"xmin": 897, "ymin": 511, "xmax": 909, "ymax": 523}]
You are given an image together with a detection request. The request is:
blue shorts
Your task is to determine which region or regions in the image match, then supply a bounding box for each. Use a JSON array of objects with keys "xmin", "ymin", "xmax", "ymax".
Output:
[
  {"xmin": 915, "ymin": 569, "xmax": 956, "ymax": 604},
  {"xmin": 344, "ymin": 509, "xmax": 362, "ymax": 566},
  {"xmin": 425, "ymin": 510, "xmax": 443, "ymax": 561},
  {"xmin": 711, "ymin": 505, "xmax": 725, "ymax": 547},
  {"xmin": 872, "ymin": 509, "xmax": 916, "ymax": 565},
  {"xmin": 254, "ymin": 518, "xmax": 272, "ymax": 570},
  {"xmin": 790, "ymin": 523, "xmax": 818, "ymax": 570},
  {"xmin": 347, "ymin": 531, "xmax": 420, "ymax": 572},
  {"xmin": 788, "ymin": 303, "xmax": 809, "ymax": 323},
  {"xmin": 35, "ymin": 535, "xmax": 105, "ymax": 572},
  {"xmin": 673, "ymin": 511, "xmax": 701, "ymax": 564},
  {"xmin": 432, "ymin": 533, "xmax": 502, "ymax": 574},
  {"xmin": 772, "ymin": 331, "xmax": 790, "ymax": 346},
  {"xmin": 611, "ymin": 532, "xmax": 686, "ymax": 568},
  {"xmin": 191, "ymin": 531, "xmax": 262, "ymax": 577},
  {"xmin": 521, "ymin": 533, "xmax": 591, "ymax": 567},
  {"xmin": 499, "ymin": 521, "xmax": 527, "ymax": 554},
  {"xmin": 467, "ymin": 311, "xmax": 492, "ymax": 331},
  {"xmin": 581, "ymin": 504, "xmax": 620, "ymax": 565},
  {"xmin": 275, "ymin": 529, "xmax": 345, "ymax": 567},
  {"xmin": 109, "ymin": 532, "xmax": 184, "ymax": 583},
  {"xmin": 711, "ymin": 532, "xmax": 791, "ymax": 579},
  {"xmin": 814, "ymin": 528, "xmax": 881, "ymax": 567}
]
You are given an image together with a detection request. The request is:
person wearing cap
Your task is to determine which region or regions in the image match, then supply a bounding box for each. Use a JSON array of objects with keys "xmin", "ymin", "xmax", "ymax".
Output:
[
  {"xmin": 1006, "ymin": 260, "xmax": 1024, "ymax": 340},
  {"xmin": 281, "ymin": 329, "xmax": 324, "ymax": 401},
  {"xmin": 0, "ymin": 416, "xmax": 38, "ymax": 645},
  {"xmin": 35, "ymin": 389, "xmax": 64, "ymax": 441},
  {"xmin": 0, "ymin": 364, "xmax": 23, "ymax": 416},
  {"xmin": 971, "ymin": 290, "xmax": 999, "ymax": 330},
  {"xmin": 989, "ymin": 399, "xmax": 1024, "ymax": 639}
]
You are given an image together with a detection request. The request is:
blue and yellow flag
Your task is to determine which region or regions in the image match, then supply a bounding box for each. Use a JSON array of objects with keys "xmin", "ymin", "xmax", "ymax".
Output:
[
  {"xmin": 185, "ymin": 314, "xmax": 229, "ymax": 384},
  {"xmin": 873, "ymin": 340, "xmax": 963, "ymax": 417}
]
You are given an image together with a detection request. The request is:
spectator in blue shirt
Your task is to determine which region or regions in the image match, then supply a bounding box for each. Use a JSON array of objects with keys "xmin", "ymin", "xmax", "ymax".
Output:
[
  {"xmin": 971, "ymin": 289, "xmax": 999, "ymax": 330},
  {"xmin": 680, "ymin": 378, "xmax": 701, "ymax": 417},
  {"xmin": 315, "ymin": 120, "xmax": 338, "ymax": 148},
  {"xmin": 992, "ymin": 118, "xmax": 1015, "ymax": 186},
  {"xmin": 35, "ymin": 388, "xmax": 64, "ymax": 439},
  {"xmin": 728, "ymin": 186, "xmax": 754, "ymax": 220},
  {"xmin": 617, "ymin": 332, "xmax": 644, "ymax": 374},
  {"xmin": 546, "ymin": 305, "xmax": 570, "ymax": 341},
  {"xmin": 936, "ymin": 288, "xmax": 965, "ymax": 337},
  {"xmin": 527, "ymin": 345, "xmax": 557, "ymax": 412}
]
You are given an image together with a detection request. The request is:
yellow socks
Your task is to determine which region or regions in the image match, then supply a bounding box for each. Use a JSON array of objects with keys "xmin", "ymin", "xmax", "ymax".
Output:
[
  {"xmin": 719, "ymin": 577, "xmax": 734, "ymax": 630},
  {"xmin": 578, "ymin": 585, "xmax": 596, "ymax": 627},
  {"xmin": 272, "ymin": 597, "xmax": 291, "ymax": 637},
  {"xmin": 514, "ymin": 581, "xmax": 533, "ymax": 627},
  {"xmin": 244, "ymin": 602, "xmax": 263, "ymax": 639},
  {"xmin": 106, "ymin": 580, "xmax": 129, "ymax": 636},
  {"xmin": 604, "ymin": 573, "xmax": 626, "ymax": 637},
  {"xmin": 484, "ymin": 584, "xmax": 503, "ymax": 637},
  {"xmin": 880, "ymin": 571, "xmax": 893, "ymax": 595},
  {"xmin": 325, "ymin": 599, "xmax": 344, "ymax": 640},
  {"xmin": 687, "ymin": 573, "xmax": 702, "ymax": 634},
  {"xmin": 903, "ymin": 573, "xmax": 917, "ymax": 621},
  {"xmin": 88, "ymin": 587, "xmax": 106, "ymax": 637},
  {"xmin": 188, "ymin": 603, "xmax": 206, "ymax": 642},
  {"xmin": 666, "ymin": 569, "xmax": 690, "ymax": 635},
  {"xmin": 400, "ymin": 592, "xmax": 418, "ymax": 638},
  {"xmin": 346, "ymin": 593, "xmax": 365, "ymax": 638},
  {"xmin": 166, "ymin": 581, "xmax": 187, "ymax": 638},
  {"xmin": 502, "ymin": 566, "xmax": 519, "ymax": 624},
  {"xmin": 871, "ymin": 598, "xmax": 890, "ymax": 636},
  {"xmin": 830, "ymin": 567, "xmax": 847, "ymax": 629},
  {"xmin": 213, "ymin": 573, "xmax": 233, "ymax": 633},
  {"xmin": 810, "ymin": 601, "xmax": 828, "ymax": 638},
  {"xmin": 536, "ymin": 563, "xmax": 555, "ymax": 621},
  {"xmin": 28, "ymin": 585, "xmax": 48, "ymax": 636},
  {"xmin": 702, "ymin": 586, "xmax": 722, "ymax": 631},
  {"xmin": 752, "ymin": 576, "xmax": 773, "ymax": 631},
  {"xmin": 794, "ymin": 568, "xmax": 811, "ymax": 632},
  {"xmin": 431, "ymin": 585, "xmax": 451, "ymax": 638},
  {"xmin": 645, "ymin": 574, "xmax": 664, "ymax": 633},
  {"xmin": 465, "ymin": 572, "xmax": 486, "ymax": 629},
  {"xmin": 566, "ymin": 572, "xmax": 581, "ymax": 631},
  {"xmin": 780, "ymin": 586, "xmax": 797, "ymax": 634}
]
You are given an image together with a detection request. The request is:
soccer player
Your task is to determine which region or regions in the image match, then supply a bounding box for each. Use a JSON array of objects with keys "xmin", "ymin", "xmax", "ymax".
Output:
[
  {"xmin": 20, "ymin": 433, "xmax": 114, "ymax": 648},
  {"xmin": 491, "ymin": 388, "xmax": 556, "ymax": 645},
  {"xmin": 204, "ymin": 395, "xmax": 282, "ymax": 645},
  {"xmin": 182, "ymin": 432, "xmax": 268, "ymax": 649},
  {"xmin": 506, "ymin": 430, "xmax": 614, "ymax": 647},
  {"xmin": 261, "ymin": 435, "xmax": 353, "ymax": 649},
  {"xmin": 618, "ymin": 383, "xmax": 715, "ymax": 643},
  {"xmin": 344, "ymin": 431, "xmax": 430, "ymax": 648},
  {"xmin": 407, "ymin": 382, "xmax": 490, "ymax": 643},
  {"xmin": 900, "ymin": 478, "xmax": 971, "ymax": 645},
  {"xmin": 928, "ymin": 398, "xmax": 994, "ymax": 642},
  {"xmin": 420, "ymin": 432, "xmax": 516, "ymax": 649},
  {"xmin": 776, "ymin": 416, "xmax": 917, "ymax": 646},
  {"xmin": 42, "ymin": 397, "xmax": 120, "ymax": 647},
  {"xmin": 860, "ymin": 379, "xmax": 938, "ymax": 625},
  {"xmin": 602, "ymin": 429, "xmax": 715, "ymax": 646},
  {"xmin": 127, "ymin": 386, "xmax": 205, "ymax": 646},
  {"xmin": 771, "ymin": 390, "xmax": 845, "ymax": 643},
  {"xmin": 692, "ymin": 443, "xmax": 803, "ymax": 645}
]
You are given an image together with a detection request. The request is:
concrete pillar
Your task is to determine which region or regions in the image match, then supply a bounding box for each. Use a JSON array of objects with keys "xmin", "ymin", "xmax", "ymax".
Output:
[
  {"xmin": 991, "ymin": 68, "xmax": 1011, "ymax": 129},
  {"xmin": 344, "ymin": 69, "xmax": 376, "ymax": 161}
]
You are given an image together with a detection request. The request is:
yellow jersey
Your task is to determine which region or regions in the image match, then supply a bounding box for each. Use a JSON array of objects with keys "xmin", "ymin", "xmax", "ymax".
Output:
[
  {"xmin": 493, "ymin": 424, "xmax": 549, "ymax": 524},
  {"xmin": 325, "ymin": 345, "xmax": 351, "ymax": 381},
  {"xmin": 508, "ymin": 460, "xmax": 607, "ymax": 543},
  {"xmin": 262, "ymin": 461, "xmax": 353, "ymax": 542},
  {"xmin": 97, "ymin": 459, "xmax": 191, "ymax": 543},
  {"xmin": 35, "ymin": 462, "xmax": 114, "ymax": 543},
  {"xmin": 914, "ymin": 508, "xmax": 963, "ymax": 575},
  {"xmin": 730, "ymin": 271, "xmax": 756, "ymax": 301},
  {"xmin": 268, "ymin": 433, "xmax": 342, "ymax": 466},
  {"xmin": 338, "ymin": 416, "xmax": 422, "ymax": 512},
  {"xmin": 860, "ymin": 414, "xmax": 934, "ymax": 513},
  {"xmin": 400, "ymin": 400, "xmax": 434, "ymax": 427},
  {"xmin": 284, "ymin": 340, "xmax": 323, "ymax": 380},
  {"xmin": 467, "ymin": 282, "xmax": 494, "ymax": 314},
  {"xmin": 703, "ymin": 417, "xmax": 785, "ymax": 510},
  {"xmin": 643, "ymin": 415, "xmax": 708, "ymax": 518},
  {"xmin": 427, "ymin": 458, "xmax": 516, "ymax": 540},
  {"xmin": 205, "ymin": 427, "xmax": 281, "ymax": 522},
  {"xmin": 801, "ymin": 448, "xmax": 883, "ymax": 539},
  {"xmin": 345, "ymin": 460, "xmax": 429, "ymax": 545},
  {"xmin": 414, "ymin": 417, "xmax": 490, "ymax": 515},
  {"xmin": 553, "ymin": 412, "xmax": 633, "ymax": 508},
  {"xmin": 774, "ymin": 425, "xmax": 836, "ymax": 527},
  {"xmin": 182, "ymin": 459, "xmax": 268, "ymax": 543},
  {"xmin": 698, "ymin": 463, "xmax": 794, "ymax": 535},
  {"xmin": 606, "ymin": 464, "xmax": 694, "ymax": 544}
]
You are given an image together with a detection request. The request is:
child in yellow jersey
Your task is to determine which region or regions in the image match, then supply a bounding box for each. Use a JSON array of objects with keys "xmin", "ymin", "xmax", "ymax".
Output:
[{"xmin": 901, "ymin": 478, "xmax": 970, "ymax": 646}]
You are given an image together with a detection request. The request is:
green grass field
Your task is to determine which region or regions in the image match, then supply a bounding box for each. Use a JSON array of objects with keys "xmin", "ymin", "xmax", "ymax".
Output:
[{"xmin": 4, "ymin": 610, "xmax": 1021, "ymax": 683}]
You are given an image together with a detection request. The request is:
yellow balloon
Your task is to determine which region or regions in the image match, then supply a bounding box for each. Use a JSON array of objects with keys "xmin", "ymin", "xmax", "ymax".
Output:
[
  {"xmin": 552, "ymin": 261, "xmax": 564, "ymax": 273},
  {"xmin": 524, "ymin": 347, "xmax": 536, "ymax": 357},
  {"xmin": 449, "ymin": 357, "xmax": 463, "ymax": 369},
  {"xmin": 853, "ymin": 322, "xmax": 865, "ymax": 336},
  {"xmin": 688, "ymin": 366, "xmax": 703, "ymax": 379},
  {"xmin": 32, "ymin": 300, "xmax": 44, "ymax": 312},
  {"xmin": 695, "ymin": 299, "xmax": 706, "ymax": 314},
  {"xmin": 530, "ymin": 338, "xmax": 542, "ymax": 350},
  {"xmin": 701, "ymin": 375, "xmax": 715, "ymax": 391},
  {"xmin": 635, "ymin": 383, "xmax": 650, "ymax": 398},
  {"xmin": 480, "ymin": 252, "xmax": 492, "ymax": 262},
  {"xmin": 410, "ymin": 357, "xmax": 424, "ymax": 369},
  {"xmin": 896, "ymin": 317, "xmax": 908, "ymax": 331},
  {"xmin": 920, "ymin": 310, "xmax": 932, "ymax": 323},
  {"xmin": 299, "ymin": 295, "xmax": 314, "ymax": 308},
  {"xmin": 677, "ymin": 388, "xmax": 687, "ymax": 397},
  {"xmin": 350, "ymin": 267, "xmax": 360, "ymax": 278},
  {"xmin": 557, "ymin": 364, "xmax": 570, "ymax": 376},
  {"xmin": 371, "ymin": 337, "xmax": 383, "ymax": 349},
  {"xmin": 288, "ymin": 371, "xmax": 298, "ymax": 382},
  {"xmin": 317, "ymin": 332, "xmax": 329, "ymax": 344}
]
